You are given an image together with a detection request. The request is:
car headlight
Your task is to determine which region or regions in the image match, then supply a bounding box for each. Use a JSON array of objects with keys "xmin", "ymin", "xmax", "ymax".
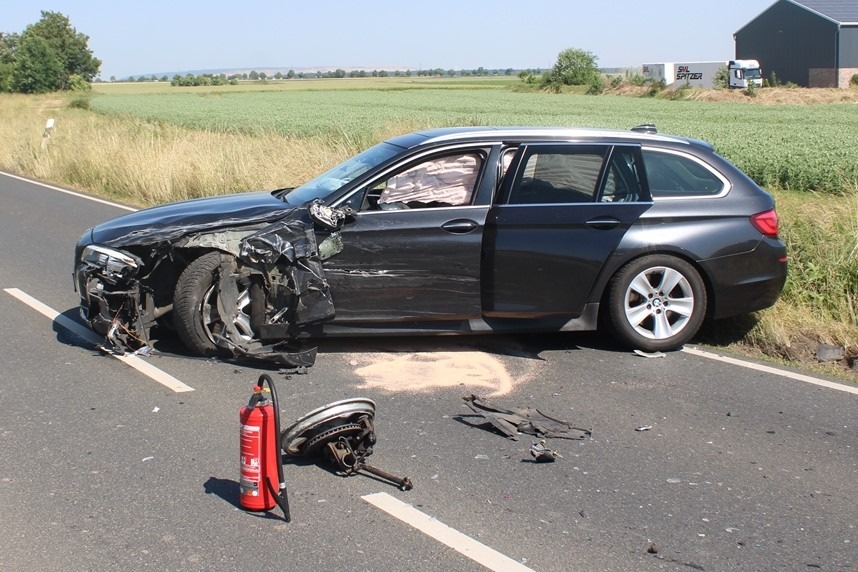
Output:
[{"xmin": 80, "ymin": 245, "xmax": 140, "ymax": 277}]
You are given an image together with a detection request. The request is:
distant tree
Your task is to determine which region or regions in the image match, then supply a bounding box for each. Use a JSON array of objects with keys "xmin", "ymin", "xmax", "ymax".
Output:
[
  {"xmin": 12, "ymin": 33, "xmax": 63, "ymax": 93},
  {"xmin": 712, "ymin": 66, "xmax": 729, "ymax": 89},
  {"xmin": 378, "ymin": 70, "xmax": 388, "ymax": 77},
  {"xmin": 0, "ymin": 33, "xmax": 16, "ymax": 92},
  {"xmin": 68, "ymin": 73, "xmax": 90, "ymax": 91},
  {"xmin": 505, "ymin": 68, "xmax": 513, "ymax": 76},
  {"xmin": 286, "ymin": 69, "xmax": 295, "ymax": 79},
  {"xmin": 334, "ymin": 68, "xmax": 346, "ymax": 78},
  {"xmin": 249, "ymin": 70, "xmax": 259, "ymax": 80},
  {"xmin": 259, "ymin": 72, "xmax": 267, "ymax": 80},
  {"xmin": 109, "ymin": 75, "xmax": 116, "ymax": 82},
  {"xmin": 0, "ymin": 32, "xmax": 18, "ymax": 90},
  {"xmin": 274, "ymin": 71, "xmax": 283, "ymax": 79},
  {"xmin": 160, "ymin": 75, "xmax": 168, "ymax": 82},
  {"xmin": 23, "ymin": 11, "xmax": 101, "ymax": 89},
  {"xmin": 546, "ymin": 48, "xmax": 600, "ymax": 87},
  {"xmin": 0, "ymin": 32, "xmax": 18, "ymax": 62},
  {"xmin": 447, "ymin": 69, "xmax": 456, "ymax": 77}
]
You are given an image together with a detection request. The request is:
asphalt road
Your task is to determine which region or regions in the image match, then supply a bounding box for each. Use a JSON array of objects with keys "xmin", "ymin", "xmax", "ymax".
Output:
[{"xmin": 1, "ymin": 172, "xmax": 856, "ymax": 571}]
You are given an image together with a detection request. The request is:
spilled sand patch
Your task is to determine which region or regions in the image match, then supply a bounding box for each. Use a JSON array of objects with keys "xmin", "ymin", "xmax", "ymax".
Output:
[{"xmin": 346, "ymin": 348, "xmax": 543, "ymax": 397}]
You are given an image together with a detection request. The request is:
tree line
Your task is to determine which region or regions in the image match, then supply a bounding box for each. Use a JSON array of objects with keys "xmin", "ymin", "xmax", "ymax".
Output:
[
  {"xmin": 110, "ymin": 67, "xmax": 523, "ymax": 86},
  {"xmin": 0, "ymin": 11, "xmax": 100, "ymax": 93}
]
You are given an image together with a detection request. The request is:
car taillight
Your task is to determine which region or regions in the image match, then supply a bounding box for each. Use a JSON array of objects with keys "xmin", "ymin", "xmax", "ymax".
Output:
[{"xmin": 750, "ymin": 209, "xmax": 779, "ymax": 238}]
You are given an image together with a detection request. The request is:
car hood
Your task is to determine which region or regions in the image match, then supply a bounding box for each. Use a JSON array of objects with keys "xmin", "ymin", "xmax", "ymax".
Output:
[{"xmin": 92, "ymin": 191, "xmax": 296, "ymax": 247}]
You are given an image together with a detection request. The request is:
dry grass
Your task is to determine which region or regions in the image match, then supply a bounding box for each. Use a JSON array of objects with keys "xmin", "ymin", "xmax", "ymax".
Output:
[
  {"xmin": 608, "ymin": 84, "xmax": 858, "ymax": 104},
  {"xmin": 0, "ymin": 92, "xmax": 415, "ymax": 207},
  {"xmin": 704, "ymin": 186, "xmax": 858, "ymax": 381}
]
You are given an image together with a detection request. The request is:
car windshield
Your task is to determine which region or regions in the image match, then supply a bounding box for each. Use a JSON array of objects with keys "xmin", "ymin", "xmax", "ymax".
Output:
[
  {"xmin": 746, "ymin": 68, "xmax": 762, "ymax": 79},
  {"xmin": 279, "ymin": 142, "xmax": 403, "ymax": 205}
]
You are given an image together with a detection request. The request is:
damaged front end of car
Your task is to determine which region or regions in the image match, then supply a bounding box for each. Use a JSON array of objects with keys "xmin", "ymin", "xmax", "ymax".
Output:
[{"xmin": 74, "ymin": 201, "xmax": 352, "ymax": 367}]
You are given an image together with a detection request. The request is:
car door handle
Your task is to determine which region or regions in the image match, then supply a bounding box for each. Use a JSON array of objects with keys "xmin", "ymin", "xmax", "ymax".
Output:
[
  {"xmin": 440, "ymin": 219, "xmax": 479, "ymax": 234},
  {"xmin": 585, "ymin": 217, "xmax": 621, "ymax": 230}
]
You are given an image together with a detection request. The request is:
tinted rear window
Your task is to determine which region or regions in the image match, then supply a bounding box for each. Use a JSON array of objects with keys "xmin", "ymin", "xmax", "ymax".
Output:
[{"xmin": 642, "ymin": 150, "xmax": 725, "ymax": 198}]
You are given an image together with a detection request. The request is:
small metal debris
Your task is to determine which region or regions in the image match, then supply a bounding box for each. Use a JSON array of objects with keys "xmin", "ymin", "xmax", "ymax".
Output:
[
  {"xmin": 634, "ymin": 349, "xmax": 666, "ymax": 358},
  {"xmin": 530, "ymin": 440, "xmax": 559, "ymax": 463},
  {"xmin": 647, "ymin": 543, "xmax": 660, "ymax": 554},
  {"xmin": 635, "ymin": 424, "xmax": 653, "ymax": 432},
  {"xmin": 133, "ymin": 345, "xmax": 154, "ymax": 357},
  {"xmin": 816, "ymin": 343, "xmax": 845, "ymax": 362}
]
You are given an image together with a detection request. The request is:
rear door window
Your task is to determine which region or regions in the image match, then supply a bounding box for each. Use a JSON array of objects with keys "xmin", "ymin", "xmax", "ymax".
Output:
[{"xmin": 508, "ymin": 146, "xmax": 608, "ymax": 204}]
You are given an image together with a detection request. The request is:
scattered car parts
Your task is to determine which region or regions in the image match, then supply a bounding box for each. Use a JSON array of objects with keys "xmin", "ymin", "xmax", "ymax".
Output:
[
  {"xmin": 281, "ymin": 398, "xmax": 413, "ymax": 491},
  {"xmin": 462, "ymin": 394, "xmax": 592, "ymax": 441}
]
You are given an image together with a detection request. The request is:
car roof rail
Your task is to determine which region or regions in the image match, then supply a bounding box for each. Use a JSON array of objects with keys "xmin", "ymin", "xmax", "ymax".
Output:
[{"xmin": 631, "ymin": 123, "xmax": 658, "ymax": 134}]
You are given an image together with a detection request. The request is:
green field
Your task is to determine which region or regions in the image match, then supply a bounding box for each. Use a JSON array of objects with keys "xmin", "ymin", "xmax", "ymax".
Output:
[{"xmin": 90, "ymin": 79, "xmax": 858, "ymax": 194}]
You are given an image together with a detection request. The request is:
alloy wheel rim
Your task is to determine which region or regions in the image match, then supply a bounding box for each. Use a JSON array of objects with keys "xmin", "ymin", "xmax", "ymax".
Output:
[
  {"xmin": 623, "ymin": 266, "xmax": 694, "ymax": 340},
  {"xmin": 201, "ymin": 280, "xmax": 254, "ymax": 345}
]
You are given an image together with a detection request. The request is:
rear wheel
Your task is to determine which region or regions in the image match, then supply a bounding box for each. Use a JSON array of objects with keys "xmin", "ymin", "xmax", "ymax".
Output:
[
  {"xmin": 173, "ymin": 252, "xmax": 254, "ymax": 356},
  {"xmin": 607, "ymin": 255, "xmax": 706, "ymax": 352}
]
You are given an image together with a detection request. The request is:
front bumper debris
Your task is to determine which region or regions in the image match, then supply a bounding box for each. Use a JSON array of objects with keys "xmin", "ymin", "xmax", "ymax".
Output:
[{"xmin": 75, "ymin": 202, "xmax": 352, "ymax": 366}]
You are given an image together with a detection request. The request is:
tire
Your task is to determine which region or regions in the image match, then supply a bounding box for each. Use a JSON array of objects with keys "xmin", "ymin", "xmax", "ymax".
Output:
[
  {"xmin": 173, "ymin": 252, "xmax": 254, "ymax": 356},
  {"xmin": 607, "ymin": 255, "xmax": 707, "ymax": 352}
]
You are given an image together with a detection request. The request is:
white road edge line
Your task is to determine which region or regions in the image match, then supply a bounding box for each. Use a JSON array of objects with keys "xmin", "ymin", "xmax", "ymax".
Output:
[
  {"xmin": 0, "ymin": 171, "xmax": 138, "ymax": 212},
  {"xmin": 682, "ymin": 346, "xmax": 858, "ymax": 396},
  {"xmin": 4, "ymin": 288, "xmax": 194, "ymax": 393},
  {"xmin": 362, "ymin": 492, "xmax": 534, "ymax": 572}
]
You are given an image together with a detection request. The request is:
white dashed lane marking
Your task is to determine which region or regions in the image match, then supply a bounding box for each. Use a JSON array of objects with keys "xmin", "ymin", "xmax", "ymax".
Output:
[
  {"xmin": 683, "ymin": 346, "xmax": 858, "ymax": 395},
  {"xmin": 362, "ymin": 492, "xmax": 534, "ymax": 572}
]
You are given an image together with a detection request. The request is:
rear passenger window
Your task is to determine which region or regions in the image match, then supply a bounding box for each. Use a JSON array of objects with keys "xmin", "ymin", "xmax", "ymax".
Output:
[
  {"xmin": 642, "ymin": 149, "xmax": 726, "ymax": 198},
  {"xmin": 509, "ymin": 147, "xmax": 607, "ymax": 204}
]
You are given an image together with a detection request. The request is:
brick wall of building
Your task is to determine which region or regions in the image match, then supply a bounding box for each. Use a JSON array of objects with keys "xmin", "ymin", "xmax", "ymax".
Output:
[
  {"xmin": 809, "ymin": 68, "xmax": 837, "ymax": 87},
  {"xmin": 839, "ymin": 67, "xmax": 858, "ymax": 88}
]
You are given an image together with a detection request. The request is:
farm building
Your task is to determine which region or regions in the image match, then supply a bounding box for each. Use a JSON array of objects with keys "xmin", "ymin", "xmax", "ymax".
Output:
[{"xmin": 734, "ymin": 0, "xmax": 858, "ymax": 87}]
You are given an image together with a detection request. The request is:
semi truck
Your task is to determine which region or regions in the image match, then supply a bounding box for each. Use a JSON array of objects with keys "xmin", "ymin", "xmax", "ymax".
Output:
[{"xmin": 641, "ymin": 60, "xmax": 763, "ymax": 89}]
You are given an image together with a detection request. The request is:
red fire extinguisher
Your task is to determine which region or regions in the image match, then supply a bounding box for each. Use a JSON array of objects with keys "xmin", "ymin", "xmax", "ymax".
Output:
[{"xmin": 239, "ymin": 374, "xmax": 291, "ymax": 521}]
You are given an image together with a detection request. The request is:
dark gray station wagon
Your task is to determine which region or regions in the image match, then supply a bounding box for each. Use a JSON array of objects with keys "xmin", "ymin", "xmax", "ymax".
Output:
[{"xmin": 75, "ymin": 126, "xmax": 787, "ymax": 364}]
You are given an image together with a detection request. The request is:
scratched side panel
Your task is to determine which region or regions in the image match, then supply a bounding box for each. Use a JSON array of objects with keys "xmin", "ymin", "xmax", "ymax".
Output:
[{"xmin": 324, "ymin": 206, "xmax": 489, "ymax": 322}]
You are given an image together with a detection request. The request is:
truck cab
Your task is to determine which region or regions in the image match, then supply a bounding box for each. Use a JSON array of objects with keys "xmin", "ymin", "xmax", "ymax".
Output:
[{"xmin": 728, "ymin": 60, "xmax": 763, "ymax": 89}]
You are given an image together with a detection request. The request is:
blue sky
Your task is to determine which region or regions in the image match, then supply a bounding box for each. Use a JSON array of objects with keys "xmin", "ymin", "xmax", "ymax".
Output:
[{"xmin": 5, "ymin": 0, "xmax": 775, "ymax": 79}]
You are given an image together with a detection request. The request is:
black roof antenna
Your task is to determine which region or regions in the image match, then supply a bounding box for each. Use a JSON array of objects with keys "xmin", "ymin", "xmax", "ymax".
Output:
[{"xmin": 631, "ymin": 123, "xmax": 658, "ymax": 134}]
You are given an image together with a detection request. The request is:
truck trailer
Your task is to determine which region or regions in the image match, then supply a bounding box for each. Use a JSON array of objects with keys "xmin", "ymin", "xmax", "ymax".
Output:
[{"xmin": 642, "ymin": 60, "xmax": 762, "ymax": 89}]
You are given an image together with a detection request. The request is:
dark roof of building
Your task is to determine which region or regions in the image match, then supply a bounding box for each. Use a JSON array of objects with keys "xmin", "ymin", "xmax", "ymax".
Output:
[{"xmin": 790, "ymin": 0, "xmax": 858, "ymax": 23}]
